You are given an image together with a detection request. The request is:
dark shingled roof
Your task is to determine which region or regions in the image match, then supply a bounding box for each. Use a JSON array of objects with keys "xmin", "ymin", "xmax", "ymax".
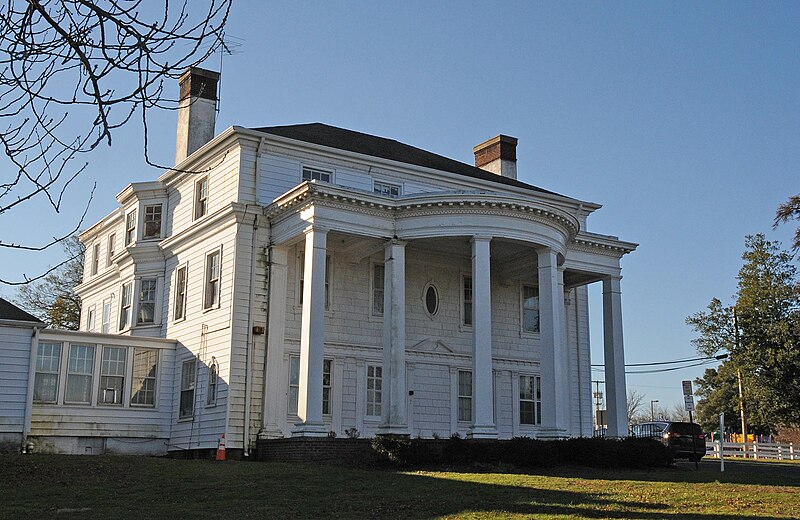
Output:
[
  {"xmin": 253, "ymin": 123, "xmax": 563, "ymax": 197},
  {"xmin": 0, "ymin": 298, "xmax": 43, "ymax": 324}
]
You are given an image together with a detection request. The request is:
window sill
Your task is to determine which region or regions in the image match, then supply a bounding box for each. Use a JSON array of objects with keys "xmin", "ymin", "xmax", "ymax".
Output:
[
  {"xmin": 134, "ymin": 323, "xmax": 161, "ymax": 329},
  {"xmin": 178, "ymin": 416, "xmax": 194, "ymax": 423},
  {"xmin": 202, "ymin": 305, "xmax": 221, "ymax": 314},
  {"xmin": 519, "ymin": 331, "xmax": 541, "ymax": 339}
]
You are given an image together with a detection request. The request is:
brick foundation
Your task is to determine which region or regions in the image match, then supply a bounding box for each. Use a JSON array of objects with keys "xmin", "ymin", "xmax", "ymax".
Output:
[{"xmin": 255, "ymin": 437, "xmax": 380, "ymax": 466}]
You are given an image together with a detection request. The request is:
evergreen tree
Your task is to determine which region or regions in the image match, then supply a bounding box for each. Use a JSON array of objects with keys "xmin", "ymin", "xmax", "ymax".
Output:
[
  {"xmin": 735, "ymin": 234, "xmax": 800, "ymax": 427},
  {"xmin": 687, "ymin": 234, "xmax": 800, "ymax": 431}
]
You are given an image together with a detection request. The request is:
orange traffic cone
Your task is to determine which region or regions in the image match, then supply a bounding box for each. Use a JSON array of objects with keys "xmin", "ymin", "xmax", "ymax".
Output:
[{"xmin": 215, "ymin": 433, "xmax": 227, "ymax": 461}]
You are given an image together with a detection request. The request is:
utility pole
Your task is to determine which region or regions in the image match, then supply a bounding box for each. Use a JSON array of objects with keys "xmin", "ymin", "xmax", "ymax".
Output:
[
  {"xmin": 733, "ymin": 306, "xmax": 747, "ymax": 440},
  {"xmin": 592, "ymin": 380, "xmax": 604, "ymax": 429}
]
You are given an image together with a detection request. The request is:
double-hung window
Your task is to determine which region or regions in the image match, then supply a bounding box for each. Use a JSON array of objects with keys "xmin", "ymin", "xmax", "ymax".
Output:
[
  {"xmin": 119, "ymin": 282, "xmax": 133, "ymax": 330},
  {"xmin": 520, "ymin": 375, "xmax": 542, "ymax": 425},
  {"xmin": 322, "ymin": 359, "xmax": 332, "ymax": 415},
  {"xmin": 366, "ymin": 364, "xmax": 382, "ymax": 417},
  {"xmin": 287, "ymin": 356, "xmax": 332, "ymax": 415},
  {"xmin": 101, "ymin": 299, "xmax": 111, "ymax": 334},
  {"xmin": 137, "ymin": 278, "xmax": 157, "ymax": 325},
  {"xmin": 207, "ymin": 359, "xmax": 218, "ymax": 406},
  {"xmin": 301, "ymin": 167, "xmax": 331, "ymax": 183},
  {"xmin": 106, "ymin": 233, "xmax": 116, "ymax": 266},
  {"xmin": 462, "ymin": 276, "xmax": 473, "ymax": 327},
  {"xmin": 195, "ymin": 177, "xmax": 208, "ymax": 219},
  {"xmin": 372, "ymin": 263, "xmax": 384, "ymax": 316},
  {"xmin": 91, "ymin": 242, "xmax": 100, "ymax": 275},
  {"xmin": 33, "ymin": 341, "xmax": 62, "ymax": 402},
  {"xmin": 98, "ymin": 347, "xmax": 126, "ymax": 405},
  {"xmin": 204, "ymin": 250, "xmax": 221, "ymax": 310},
  {"xmin": 458, "ymin": 370, "xmax": 473, "ymax": 422},
  {"xmin": 373, "ymin": 181, "xmax": 401, "ymax": 197},
  {"xmin": 131, "ymin": 349, "xmax": 158, "ymax": 407},
  {"xmin": 125, "ymin": 210, "xmax": 137, "ymax": 246},
  {"xmin": 288, "ymin": 356, "xmax": 300, "ymax": 415},
  {"xmin": 174, "ymin": 265, "xmax": 188, "ymax": 321},
  {"xmin": 142, "ymin": 204, "xmax": 162, "ymax": 239},
  {"xmin": 179, "ymin": 359, "xmax": 196, "ymax": 418},
  {"xmin": 87, "ymin": 307, "xmax": 96, "ymax": 332},
  {"xmin": 298, "ymin": 253, "xmax": 330, "ymax": 310},
  {"xmin": 65, "ymin": 344, "xmax": 95, "ymax": 404},
  {"xmin": 522, "ymin": 285, "xmax": 540, "ymax": 333}
]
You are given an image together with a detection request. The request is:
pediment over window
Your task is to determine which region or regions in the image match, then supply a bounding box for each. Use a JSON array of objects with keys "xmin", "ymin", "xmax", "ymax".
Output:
[{"xmin": 409, "ymin": 337, "xmax": 454, "ymax": 353}]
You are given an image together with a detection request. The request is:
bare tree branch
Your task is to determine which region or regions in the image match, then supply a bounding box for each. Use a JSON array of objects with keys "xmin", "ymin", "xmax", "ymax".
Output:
[
  {"xmin": 774, "ymin": 194, "xmax": 800, "ymax": 251},
  {"xmin": 0, "ymin": 0, "xmax": 232, "ymax": 284}
]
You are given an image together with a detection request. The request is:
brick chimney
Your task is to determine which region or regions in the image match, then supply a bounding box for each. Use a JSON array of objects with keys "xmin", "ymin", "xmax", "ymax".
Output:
[
  {"xmin": 473, "ymin": 135, "xmax": 518, "ymax": 180},
  {"xmin": 175, "ymin": 67, "xmax": 220, "ymax": 164}
]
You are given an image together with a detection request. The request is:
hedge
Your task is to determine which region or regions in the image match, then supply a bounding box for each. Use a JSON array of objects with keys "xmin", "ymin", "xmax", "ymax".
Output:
[{"xmin": 370, "ymin": 435, "xmax": 673, "ymax": 469}]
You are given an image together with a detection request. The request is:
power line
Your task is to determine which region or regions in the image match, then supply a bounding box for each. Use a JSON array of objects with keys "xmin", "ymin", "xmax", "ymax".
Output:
[
  {"xmin": 591, "ymin": 353, "xmax": 727, "ymax": 368},
  {"xmin": 591, "ymin": 358, "xmax": 721, "ymax": 375}
]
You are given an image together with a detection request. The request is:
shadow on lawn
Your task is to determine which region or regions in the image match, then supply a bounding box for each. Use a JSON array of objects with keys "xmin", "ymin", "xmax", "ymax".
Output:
[
  {"xmin": 1, "ymin": 456, "xmax": 795, "ymax": 519},
  {"xmin": 311, "ymin": 469, "xmax": 792, "ymax": 520}
]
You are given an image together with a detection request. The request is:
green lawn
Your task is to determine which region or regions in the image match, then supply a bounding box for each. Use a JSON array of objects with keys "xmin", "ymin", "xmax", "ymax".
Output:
[{"xmin": 1, "ymin": 455, "xmax": 798, "ymax": 519}]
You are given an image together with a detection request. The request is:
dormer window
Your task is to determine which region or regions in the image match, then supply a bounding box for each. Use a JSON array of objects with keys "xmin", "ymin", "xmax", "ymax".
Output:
[
  {"xmin": 125, "ymin": 210, "xmax": 137, "ymax": 246},
  {"xmin": 143, "ymin": 204, "xmax": 162, "ymax": 239},
  {"xmin": 302, "ymin": 167, "xmax": 331, "ymax": 183},
  {"xmin": 374, "ymin": 181, "xmax": 401, "ymax": 197},
  {"xmin": 195, "ymin": 177, "xmax": 208, "ymax": 219}
]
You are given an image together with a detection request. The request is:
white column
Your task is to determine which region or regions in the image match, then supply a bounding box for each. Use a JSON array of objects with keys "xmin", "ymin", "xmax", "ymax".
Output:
[
  {"xmin": 469, "ymin": 236, "xmax": 498, "ymax": 438},
  {"xmin": 379, "ymin": 239, "xmax": 409, "ymax": 435},
  {"xmin": 603, "ymin": 276, "xmax": 628, "ymax": 437},
  {"xmin": 537, "ymin": 247, "xmax": 568, "ymax": 438},
  {"xmin": 261, "ymin": 246, "xmax": 288, "ymax": 438},
  {"xmin": 292, "ymin": 226, "xmax": 328, "ymax": 437}
]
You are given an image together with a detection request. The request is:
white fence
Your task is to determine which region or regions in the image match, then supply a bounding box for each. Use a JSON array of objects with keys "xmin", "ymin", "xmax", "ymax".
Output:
[{"xmin": 706, "ymin": 441, "xmax": 797, "ymax": 461}]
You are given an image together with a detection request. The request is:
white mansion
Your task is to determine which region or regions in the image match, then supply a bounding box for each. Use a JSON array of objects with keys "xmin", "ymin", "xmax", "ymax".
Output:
[{"xmin": 3, "ymin": 68, "xmax": 636, "ymax": 455}]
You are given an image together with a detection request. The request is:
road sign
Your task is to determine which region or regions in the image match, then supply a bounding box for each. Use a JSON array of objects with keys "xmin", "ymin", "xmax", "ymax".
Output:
[
  {"xmin": 682, "ymin": 380, "xmax": 693, "ymax": 396},
  {"xmin": 684, "ymin": 394, "xmax": 695, "ymax": 412}
]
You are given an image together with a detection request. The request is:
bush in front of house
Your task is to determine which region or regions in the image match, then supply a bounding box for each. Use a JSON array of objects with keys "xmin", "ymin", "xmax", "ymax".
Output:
[{"xmin": 370, "ymin": 435, "xmax": 673, "ymax": 469}]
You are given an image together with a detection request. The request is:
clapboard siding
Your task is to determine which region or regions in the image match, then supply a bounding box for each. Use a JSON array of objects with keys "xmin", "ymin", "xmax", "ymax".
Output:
[
  {"xmin": 224, "ymin": 222, "xmax": 270, "ymax": 450},
  {"xmin": 166, "ymin": 144, "xmax": 243, "ymax": 239},
  {"xmin": 163, "ymin": 218, "xmax": 238, "ymax": 450},
  {"xmin": 0, "ymin": 325, "xmax": 34, "ymax": 434}
]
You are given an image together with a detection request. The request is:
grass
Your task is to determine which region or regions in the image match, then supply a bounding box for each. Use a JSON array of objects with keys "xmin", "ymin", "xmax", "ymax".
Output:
[{"xmin": 1, "ymin": 455, "xmax": 799, "ymax": 519}]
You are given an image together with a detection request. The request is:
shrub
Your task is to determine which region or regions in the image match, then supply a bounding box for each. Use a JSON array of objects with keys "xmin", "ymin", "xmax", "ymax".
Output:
[{"xmin": 371, "ymin": 435, "xmax": 413, "ymax": 465}]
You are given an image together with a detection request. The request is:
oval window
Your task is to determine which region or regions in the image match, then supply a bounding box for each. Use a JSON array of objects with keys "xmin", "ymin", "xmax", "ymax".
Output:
[{"xmin": 424, "ymin": 284, "xmax": 439, "ymax": 316}]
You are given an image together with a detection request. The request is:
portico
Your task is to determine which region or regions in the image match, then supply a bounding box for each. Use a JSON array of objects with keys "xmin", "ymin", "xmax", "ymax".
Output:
[{"xmin": 262, "ymin": 181, "xmax": 634, "ymax": 439}]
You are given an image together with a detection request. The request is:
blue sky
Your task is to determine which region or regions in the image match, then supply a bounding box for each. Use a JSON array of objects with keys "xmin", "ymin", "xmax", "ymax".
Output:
[{"xmin": 2, "ymin": 2, "xmax": 798, "ymax": 414}]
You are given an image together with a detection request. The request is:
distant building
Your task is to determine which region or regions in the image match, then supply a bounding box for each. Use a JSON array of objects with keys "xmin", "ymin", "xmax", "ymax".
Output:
[{"xmin": 2, "ymin": 68, "xmax": 636, "ymax": 455}]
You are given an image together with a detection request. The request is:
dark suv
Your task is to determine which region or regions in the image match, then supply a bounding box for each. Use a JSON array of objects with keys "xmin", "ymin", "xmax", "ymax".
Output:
[{"xmin": 630, "ymin": 421, "xmax": 706, "ymax": 461}]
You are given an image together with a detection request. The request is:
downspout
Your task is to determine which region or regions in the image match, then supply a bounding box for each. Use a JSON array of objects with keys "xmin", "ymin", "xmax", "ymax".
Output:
[
  {"xmin": 243, "ymin": 210, "xmax": 258, "ymax": 457},
  {"xmin": 23, "ymin": 326, "xmax": 41, "ymax": 453},
  {"xmin": 259, "ymin": 233, "xmax": 273, "ymax": 438},
  {"xmin": 243, "ymin": 137, "xmax": 266, "ymax": 455}
]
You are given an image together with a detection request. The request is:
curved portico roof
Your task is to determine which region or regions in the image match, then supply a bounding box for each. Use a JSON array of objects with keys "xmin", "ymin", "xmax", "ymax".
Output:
[{"xmin": 265, "ymin": 182, "xmax": 581, "ymax": 256}]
